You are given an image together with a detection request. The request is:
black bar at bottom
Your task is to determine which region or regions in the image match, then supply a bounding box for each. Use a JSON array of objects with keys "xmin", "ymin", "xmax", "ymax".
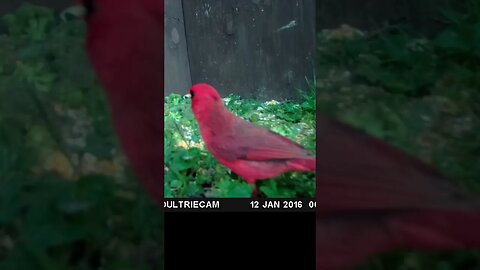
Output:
[
  {"xmin": 165, "ymin": 212, "xmax": 315, "ymax": 269},
  {"xmin": 163, "ymin": 198, "xmax": 316, "ymax": 212}
]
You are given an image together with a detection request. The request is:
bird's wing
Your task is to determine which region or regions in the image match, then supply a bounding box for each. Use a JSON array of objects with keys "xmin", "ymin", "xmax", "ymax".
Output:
[
  {"xmin": 209, "ymin": 118, "xmax": 314, "ymax": 162},
  {"xmin": 316, "ymin": 115, "xmax": 475, "ymax": 213},
  {"xmin": 316, "ymin": 209, "xmax": 480, "ymax": 270},
  {"xmin": 316, "ymin": 115, "xmax": 480, "ymax": 269}
]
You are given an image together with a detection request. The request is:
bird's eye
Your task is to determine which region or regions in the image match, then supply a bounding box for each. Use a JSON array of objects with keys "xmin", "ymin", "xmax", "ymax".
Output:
[{"xmin": 190, "ymin": 90, "xmax": 195, "ymax": 98}]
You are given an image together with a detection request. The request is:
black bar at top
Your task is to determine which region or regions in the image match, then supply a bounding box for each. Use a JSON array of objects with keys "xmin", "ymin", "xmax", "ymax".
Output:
[{"xmin": 163, "ymin": 198, "xmax": 316, "ymax": 212}]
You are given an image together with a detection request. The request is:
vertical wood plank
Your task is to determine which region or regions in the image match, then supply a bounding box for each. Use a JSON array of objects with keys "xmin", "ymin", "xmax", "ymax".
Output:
[
  {"xmin": 164, "ymin": 0, "xmax": 192, "ymax": 95},
  {"xmin": 182, "ymin": 0, "xmax": 316, "ymax": 101}
]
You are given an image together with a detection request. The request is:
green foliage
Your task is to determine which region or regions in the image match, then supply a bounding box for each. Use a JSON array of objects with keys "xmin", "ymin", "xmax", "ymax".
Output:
[
  {"xmin": 0, "ymin": 174, "xmax": 163, "ymax": 270},
  {"xmin": 164, "ymin": 90, "xmax": 316, "ymax": 198},
  {"xmin": 318, "ymin": 1, "xmax": 480, "ymax": 100},
  {"xmin": 3, "ymin": 4, "xmax": 55, "ymax": 41},
  {"xmin": 0, "ymin": 4, "xmax": 163, "ymax": 269},
  {"xmin": 316, "ymin": 1, "xmax": 480, "ymax": 269}
]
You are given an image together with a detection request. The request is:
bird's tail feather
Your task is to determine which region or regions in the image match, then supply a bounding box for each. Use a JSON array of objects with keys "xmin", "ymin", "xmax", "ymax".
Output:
[
  {"xmin": 392, "ymin": 209, "xmax": 480, "ymax": 249},
  {"xmin": 288, "ymin": 158, "xmax": 316, "ymax": 172},
  {"xmin": 316, "ymin": 209, "xmax": 480, "ymax": 270}
]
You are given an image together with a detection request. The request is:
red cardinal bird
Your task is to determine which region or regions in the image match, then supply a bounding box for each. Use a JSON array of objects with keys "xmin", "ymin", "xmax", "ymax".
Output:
[
  {"xmin": 80, "ymin": 0, "xmax": 164, "ymax": 206},
  {"xmin": 317, "ymin": 115, "xmax": 480, "ymax": 269},
  {"xmin": 189, "ymin": 83, "xmax": 316, "ymax": 195},
  {"xmin": 78, "ymin": 0, "xmax": 480, "ymax": 268}
]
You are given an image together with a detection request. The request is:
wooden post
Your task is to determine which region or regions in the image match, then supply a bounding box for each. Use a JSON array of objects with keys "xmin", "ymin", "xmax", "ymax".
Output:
[
  {"xmin": 181, "ymin": 0, "xmax": 316, "ymax": 101},
  {"xmin": 164, "ymin": 0, "xmax": 193, "ymax": 95}
]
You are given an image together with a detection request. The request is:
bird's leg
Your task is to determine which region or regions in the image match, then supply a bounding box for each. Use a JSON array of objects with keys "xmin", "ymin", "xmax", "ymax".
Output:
[{"xmin": 251, "ymin": 182, "xmax": 258, "ymax": 198}]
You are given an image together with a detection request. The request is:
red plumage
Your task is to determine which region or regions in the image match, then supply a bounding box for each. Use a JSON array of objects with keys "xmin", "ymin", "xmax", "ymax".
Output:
[
  {"xmin": 189, "ymin": 83, "xmax": 316, "ymax": 192},
  {"xmin": 317, "ymin": 115, "xmax": 480, "ymax": 269},
  {"xmin": 82, "ymin": 0, "xmax": 164, "ymax": 206}
]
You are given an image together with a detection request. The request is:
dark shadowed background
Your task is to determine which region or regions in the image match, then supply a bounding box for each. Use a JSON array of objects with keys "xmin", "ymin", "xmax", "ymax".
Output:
[
  {"xmin": 165, "ymin": 0, "xmax": 466, "ymax": 101},
  {"xmin": 316, "ymin": 0, "xmax": 467, "ymax": 36},
  {"xmin": 165, "ymin": 0, "xmax": 316, "ymax": 101},
  {"xmin": 0, "ymin": 0, "xmax": 466, "ymax": 100}
]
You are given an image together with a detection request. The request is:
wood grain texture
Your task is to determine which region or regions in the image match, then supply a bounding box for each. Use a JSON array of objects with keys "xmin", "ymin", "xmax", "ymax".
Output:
[{"xmin": 182, "ymin": 0, "xmax": 316, "ymax": 101}]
